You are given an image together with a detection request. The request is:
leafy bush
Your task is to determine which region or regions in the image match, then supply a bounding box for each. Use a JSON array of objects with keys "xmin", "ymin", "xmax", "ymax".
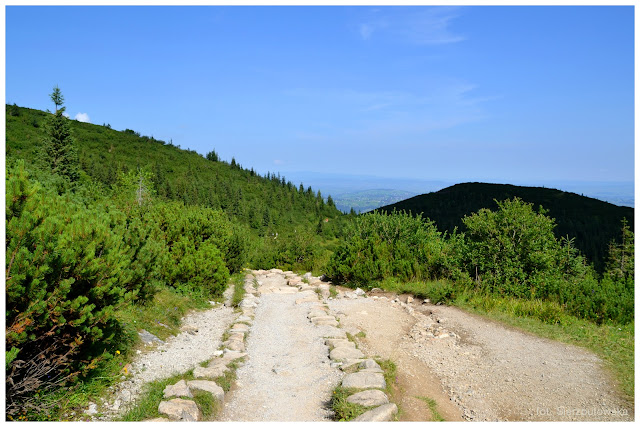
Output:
[{"xmin": 326, "ymin": 211, "xmax": 461, "ymax": 286}]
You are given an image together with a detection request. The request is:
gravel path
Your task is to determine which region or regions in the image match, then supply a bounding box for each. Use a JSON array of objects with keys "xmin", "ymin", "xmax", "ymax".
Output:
[
  {"xmin": 330, "ymin": 292, "xmax": 634, "ymax": 422},
  {"xmin": 219, "ymin": 272, "xmax": 343, "ymax": 421},
  {"xmin": 98, "ymin": 302, "xmax": 235, "ymax": 419}
]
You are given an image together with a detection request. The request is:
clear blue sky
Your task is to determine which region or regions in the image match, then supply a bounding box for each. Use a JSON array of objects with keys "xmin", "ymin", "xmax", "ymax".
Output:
[{"xmin": 5, "ymin": 5, "xmax": 635, "ymax": 185}]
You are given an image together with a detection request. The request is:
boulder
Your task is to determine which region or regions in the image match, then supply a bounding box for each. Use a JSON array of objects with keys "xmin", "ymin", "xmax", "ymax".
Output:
[
  {"xmin": 330, "ymin": 347, "xmax": 364, "ymax": 360},
  {"xmin": 346, "ymin": 389, "xmax": 389, "ymax": 407},
  {"xmin": 342, "ymin": 371, "xmax": 386, "ymax": 389},
  {"xmin": 353, "ymin": 403, "xmax": 398, "ymax": 422},
  {"xmin": 354, "ymin": 288, "xmax": 366, "ymax": 296},
  {"xmin": 187, "ymin": 380, "xmax": 224, "ymax": 401},
  {"xmin": 163, "ymin": 380, "xmax": 192, "ymax": 398},
  {"xmin": 158, "ymin": 399, "xmax": 201, "ymax": 421},
  {"xmin": 180, "ymin": 325, "xmax": 198, "ymax": 335}
]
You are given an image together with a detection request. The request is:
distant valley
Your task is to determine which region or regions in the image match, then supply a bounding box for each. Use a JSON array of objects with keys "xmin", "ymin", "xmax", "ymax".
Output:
[{"xmin": 332, "ymin": 189, "xmax": 417, "ymax": 213}]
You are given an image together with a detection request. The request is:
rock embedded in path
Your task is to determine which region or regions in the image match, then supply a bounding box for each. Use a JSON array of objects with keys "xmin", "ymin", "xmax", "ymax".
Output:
[
  {"xmin": 330, "ymin": 347, "xmax": 364, "ymax": 360},
  {"xmin": 225, "ymin": 340, "xmax": 245, "ymax": 352},
  {"xmin": 187, "ymin": 380, "xmax": 225, "ymax": 401},
  {"xmin": 346, "ymin": 389, "xmax": 389, "ymax": 407},
  {"xmin": 342, "ymin": 371, "xmax": 386, "ymax": 389},
  {"xmin": 158, "ymin": 399, "xmax": 201, "ymax": 421},
  {"xmin": 163, "ymin": 380, "xmax": 193, "ymax": 398},
  {"xmin": 360, "ymin": 359, "xmax": 383, "ymax": 372},
  {"xmin": 193, "ymin": 364, "xmax": 228, "ymax": 379},
  {"xmin": 138, "ymin": 329, "xmax": 164, "ymax": 345},
  {"xmin": 353, "ymin": 403, "xmax": 398, "ymax": 421}
]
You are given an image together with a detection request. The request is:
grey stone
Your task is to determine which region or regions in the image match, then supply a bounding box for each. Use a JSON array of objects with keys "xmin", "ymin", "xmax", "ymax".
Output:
[
  {"xmin": 296, "ymin": 295, "xmax": 319, "ymax": 304},
  {"xmin": 313, "ymin": 318, "xmax": 339, "ymax": 327},
  {"xmin": 163, "ymin": 379, "xmax": 192, "ymax": 398},
  {"xmin": 360, "ymin": 359, "xmax": 382, "ymax": 371},
  {"xmin": 230, "ymin": 323, "xmax": 250, "ymax": 332},
  {"xmin": 302, "ymin": 272, "xmax": 313, "ymax": 281},
  {"xmin": 138, "ymin": 329, "xmax": 164, "ymax": 345},
  {"xmin": 322, "ymin": 327, "xmax": 347, "ymax": 338},
  {"xmin": 325, "ymin": 338, "xmax": 351, "ymax": 347},
  {"xmin": 227, "ymin": 332, "xmax": 245, "ymax": 342},
  {"xmin": 342, "ymin": 371, "xmax": 386, "ymax": 389},
  {"xmin": 330, "ymin": 347, "xmax": 364, "ymax": 360},
  {"xmin": 308, "ymin": 309, "xmax": 328, "ymax": 319},
  {"xmin": 222, "ymin": 349, "xmax": 247, "ymax": 360},
  {"xmin": 84, "ymin": 402, "xmax": 98, "ymax": 416},
  {"xmin": 187, "ymin": 380, "xmax": 225, "ymax": 401},
  {"xmin": 225, "ymin": 340, "xmax": 245, "ymax": 352},
  {"xmin": 236, "ymin": 315, "xmax": 252, "ymax": 323},
  {"xmin": 353, "ymin": 403, "xmax": 398, "ymax": 421},
  {"xmin": 346, "ymin": 389, "xmax": 389, "ymax": 407},
  {"xmin": 354, "ymin": 288, "xmax": 366, "ymax": 296},
  {"xmin": 193, "ymin": 364, "xmax": 228, "ymax": 379},
  {"xmin": 158, "ymin": 399, "xmax": 201, "ymax": 421}
]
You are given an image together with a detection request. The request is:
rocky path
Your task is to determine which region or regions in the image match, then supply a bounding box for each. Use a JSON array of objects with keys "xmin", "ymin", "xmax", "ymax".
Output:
[
  {"xmin": 218, "ymin": 271, "xmax": 340, "ymax": 421},
  {"xmin": 94, "ymin": 270, "xmax": 633, "ymax": 422}
]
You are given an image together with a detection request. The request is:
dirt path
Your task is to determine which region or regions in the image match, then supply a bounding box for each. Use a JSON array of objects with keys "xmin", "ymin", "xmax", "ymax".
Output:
[{"xmin": 330, "ymin": 290, "xmax": 634, "ymax": 422}]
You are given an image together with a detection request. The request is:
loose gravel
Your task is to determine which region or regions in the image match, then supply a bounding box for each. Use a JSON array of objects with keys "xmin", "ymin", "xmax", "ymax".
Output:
[{"xmin": 97, "ymin": 303, "xmax": 235, "ymax": 420}]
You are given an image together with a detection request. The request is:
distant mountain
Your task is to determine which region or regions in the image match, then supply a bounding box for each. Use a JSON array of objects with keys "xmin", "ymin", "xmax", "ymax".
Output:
[
  {"xmin": 376, "ymin": 182, "xmax": 634, "ymax": 272},
  {"xmin": 332, "ymin": 189, "xmax": 417, "ymax": 213}
]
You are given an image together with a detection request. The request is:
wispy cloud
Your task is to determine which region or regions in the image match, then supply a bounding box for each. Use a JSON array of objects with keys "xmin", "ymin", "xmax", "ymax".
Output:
[
  {"xmin": 285, "ymin": 80, "xmax": 491, "ymax": 141},
  {"xmin": 74, "ymin": 112, "xmax": 90, "ymax": 123},
  {"xmin": 358, "ymin": 7, "xmax": 465, "ymax": 45}
]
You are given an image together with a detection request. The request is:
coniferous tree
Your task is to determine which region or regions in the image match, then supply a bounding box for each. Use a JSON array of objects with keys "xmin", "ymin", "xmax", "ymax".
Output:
[{"xmin": 41, "ymin": 86, "xmax": 79, "ymax": 182}]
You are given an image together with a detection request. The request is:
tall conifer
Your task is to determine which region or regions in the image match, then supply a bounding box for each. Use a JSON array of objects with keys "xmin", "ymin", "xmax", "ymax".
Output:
[{"xmin": 41, "ymin": 86, "xmax": 79, "ymax": 182}]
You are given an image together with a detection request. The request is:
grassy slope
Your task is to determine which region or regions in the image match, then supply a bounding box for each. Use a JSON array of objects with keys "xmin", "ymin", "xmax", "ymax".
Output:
[{"xmin": 377, "ymin": 182, "xmax": 634, "ymax": 271}]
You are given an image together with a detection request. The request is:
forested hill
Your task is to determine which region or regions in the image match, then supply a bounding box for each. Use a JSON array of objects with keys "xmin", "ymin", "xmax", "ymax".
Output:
[
  {"xmin": 376, "ymin": 182, "xmax": 634, "ymax": 272},
  {"xmin": 6, "ymin": 104, "xmax": 342, "ymax": 234}
]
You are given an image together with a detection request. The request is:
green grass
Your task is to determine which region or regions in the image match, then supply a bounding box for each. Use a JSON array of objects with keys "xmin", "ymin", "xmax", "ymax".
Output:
[
  {"xmin": 415, "ymin": 396, "xmax": 444, "ymax": 421},
  {"xmin": 375, "ymin": 358, "xmax": 398, "ymax": 397},
  {"xmin": 230, "ymin": 272, "xmax": 247, "ymax": 308},
  {"xmin": 329, "ymin": 285, "xmax": 338, "ymax": 298},
  {"xmin": 119, "ymin": 372, "xmax": 194, "ymax": 421},
  {"xmin": 330, "ymin": 387, "xmax": 368, "ymax": 421}
]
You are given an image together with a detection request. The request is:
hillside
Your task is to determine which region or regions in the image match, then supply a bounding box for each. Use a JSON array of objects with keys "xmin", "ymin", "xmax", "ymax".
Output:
[
  {"xmin": 5, "ymin": 105, "xmax": 343, "ymax": 239},
  {"xmin": 376, "ymin": 182, "xmax": 634, "ymax": 272}
]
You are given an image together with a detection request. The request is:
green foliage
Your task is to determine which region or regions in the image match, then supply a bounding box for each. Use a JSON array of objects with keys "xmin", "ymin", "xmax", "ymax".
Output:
[
  {"xmin": 378, "ymin": 182, "xmax": 633, "ymax": 272},
  {"xmin": 463, "ymin": 198, "xmax": 561, "ymax": 298},
  {"xmin": 40, "ymin": 87, "xmax": 79, "ymax": 182},
  {"xmin": 462, "ymin": 198, "xmax": 632, "ymax": 324},
  {"xmin": 326, "ymin": 211, "xmax": 462, "ymax": 286},
  {"xmin": 5, "ymin": 162, "xmax": 139, "ymax": 416}
]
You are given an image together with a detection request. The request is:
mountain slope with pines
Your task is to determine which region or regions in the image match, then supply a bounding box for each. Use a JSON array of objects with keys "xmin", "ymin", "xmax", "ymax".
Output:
[
  {"xmin": 376, "ymin": 182, "xmax": 633, "ymax": 272},
  {"xmin": 6, "ymin": 104, "xmax": 343, "ymax": 237}
]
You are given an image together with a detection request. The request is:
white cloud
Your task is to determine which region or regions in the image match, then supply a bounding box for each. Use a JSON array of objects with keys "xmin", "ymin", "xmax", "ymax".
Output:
[
  {"xmin": 359, "ymin": 7, "xmax": 465, "ymax": 45},
  {"xmin": 273, "ymin": 159, "xmax": 284, "ymax": 165},
  {"xmin": 75, "ymin": 112, "xmax": 90, "ymax": 123},
  {"xmin": 62, "ymin": 112, "xmax": 70, "ymax": 118}
]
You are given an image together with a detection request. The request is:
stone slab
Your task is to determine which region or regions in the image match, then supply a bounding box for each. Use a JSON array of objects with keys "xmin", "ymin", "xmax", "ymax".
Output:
[
  {"xmin": 342, "ymin": 371, "xmax": 386, "ymax": 389},
  {"xmin": 353, "ymin": 403, "xmax": 398, "ymax": 422},
  {"xmin": 346, "ymin": 389, "xmax": 389, "ymax": 407}
]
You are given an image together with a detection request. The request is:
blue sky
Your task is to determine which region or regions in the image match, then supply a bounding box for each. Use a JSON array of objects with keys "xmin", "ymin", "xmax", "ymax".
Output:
[{"xmin": 5, "ymin": 5, "xmax": 635, "ymax": 187}]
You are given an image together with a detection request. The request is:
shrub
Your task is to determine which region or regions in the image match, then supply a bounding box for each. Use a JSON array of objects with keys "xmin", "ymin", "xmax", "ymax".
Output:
[
  {"xmin": 5, "ymin": 162, "xmax": 137, "ymax": 417},
  {"xmin": 326, "ymin": 211, "xmax": 459, "ymax": 286}
]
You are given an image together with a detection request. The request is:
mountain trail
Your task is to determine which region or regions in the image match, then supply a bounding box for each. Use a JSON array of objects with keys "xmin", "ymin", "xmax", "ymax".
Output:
[{"xmin": 93, "ymin": 270, "xmax": 633, "ymax": 422}]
